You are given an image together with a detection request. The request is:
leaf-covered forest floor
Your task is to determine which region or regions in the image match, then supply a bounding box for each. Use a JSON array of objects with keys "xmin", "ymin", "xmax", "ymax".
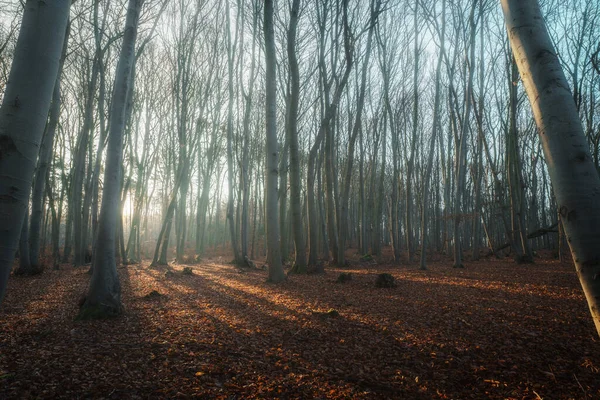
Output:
[{"xmin": 1, "ymin": 252, "xmax": 599, "ymax": 399}]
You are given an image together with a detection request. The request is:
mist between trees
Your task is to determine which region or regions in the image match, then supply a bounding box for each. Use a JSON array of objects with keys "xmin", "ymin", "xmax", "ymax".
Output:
[{"xmin": 1, "ymin": 0, "xmax": 600, "ymax": 329}]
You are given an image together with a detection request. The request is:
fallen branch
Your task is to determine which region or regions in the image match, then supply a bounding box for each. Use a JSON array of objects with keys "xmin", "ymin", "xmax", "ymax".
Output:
[{"xmin": 494, "ymin": 223, "xmax": 558, "ymax": 253}]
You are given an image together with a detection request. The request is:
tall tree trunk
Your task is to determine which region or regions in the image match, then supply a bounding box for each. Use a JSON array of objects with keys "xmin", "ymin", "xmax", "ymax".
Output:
[
  {"xmin": 46, "ymin": 174, "xmax": 61, "ymax": 267},
  {"xmin": 471, "ymin": 6, "xmax": 484, "ymax": 261},
  {"xmin": 453, "ymin": 1, "xmax": 476, "ymax": 269},
  {"xmin": 239, "ymin": 3, "xmax": 258, "ymax": 261},
  {"xmin": 406, "ymin": 0, "xmax": 420, "ymax": 263},
  {"xmin": 507, "ymin": 58, "xmax": 533, "ymax": 263},
  {"xmin": 307, "ymin": 0, "xmax": 353, "ymax": 268},
  {"xmin": 0, "ymin": 0, "xmax": 70, "ymax": 304},
  {"xmin": 324, "ymin": 119, "xmax": 338, "ymax": 263},
  {"xmin": 226, "ymin": 0, "xmax": 241, "ymax": 264},
  {"xmin": 287, "ymin": 0, "xmax": 307, "ymax": 273},
  {"xmin": 338, "ymin": 0, "xmax": 379, "ymax": 266},
  {"xmin": 264, "ymin": 0, "xmax": 285, "ymax": 282},
  {"xmin": 279, "ymin": 129, "xmax": 290, "ymax": 262},
  {"xmin": 79, "ymin": 0, "xmax": 143, "ymax": 318},
  {"xmin": 374, "ymin": 114, "xmax": 387, "ymax": 257},
  {"xmin": 151, "ymin": 162, "xmax": 186, "ymax": 265},
  {"xmin": 72, "ymin": 55, "xmax": 100, "ymax": 267},
  {"xmin": 419, "ymin": 0, "xmax": 445, "ymax": 270},
  {"xmin": 501, "ymin": 0, "xmax": 600, "ymax": 336}
]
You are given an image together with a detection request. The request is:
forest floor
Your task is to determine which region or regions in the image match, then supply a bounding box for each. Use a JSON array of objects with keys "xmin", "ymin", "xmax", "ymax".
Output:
[{"xmin": 1, "ymin": 251, "xmax": 599, "ymax": 399}]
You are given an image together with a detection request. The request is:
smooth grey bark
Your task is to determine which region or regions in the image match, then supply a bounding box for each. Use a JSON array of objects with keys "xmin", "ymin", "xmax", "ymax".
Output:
[
  {"xmin": 286, "ymin": 0, "xmax": 307, "ymax": 273},
  {"xmin": 264, "ymin": 0, "xmax": 285, "ymax": 282},
  {"xmin": 501, "ymin": 0, "xmax": 600, "ymax": 336},
  {"xmin": 0, "ymin": 0, "xmax": 70, "ymax": 304},
  {"xmin": 79, "ymin": 0, "xmax": 143, "ymax": 319}
]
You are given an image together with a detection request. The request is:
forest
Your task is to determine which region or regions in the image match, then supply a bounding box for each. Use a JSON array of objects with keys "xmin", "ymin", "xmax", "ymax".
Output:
[{"xmin": 1, "ymin": 0, "xmax": 600, "ymax": 398}]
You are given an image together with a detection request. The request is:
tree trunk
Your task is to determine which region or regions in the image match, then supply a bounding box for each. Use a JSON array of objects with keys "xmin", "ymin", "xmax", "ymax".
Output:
[
  {"xmin": 471, "ymin": 7, "xmax": 484, "ymax": 261},
  {"xmin": 0, "ymin": 0, "xmax": 70, "ymax": 304},
  {"xmin": 419, "ymin": 0, "xmax": 445, "ymax": 271},
  {"xmin": 453, "ymin": 1, "xmax": 476, "ymax": 269},
  {"xmin": 79, "ymin": 0, "xmax": 143, "ymax": 319},
  {"xmin": 226, "ymin": 0, "xmax": 241, "ymax": 264},
  {"xmin": 338, "ymin": 0, "xmax": 379, "ymax": 266},
  {"xmin": 406, "ymin": 0, "xmax": 420, "ymax": 263},
  {"xmin": 264, "ymin": 0, "xmax": 285, "ymax": 282},
  {"xmin": 501, "ymin": 0, "xmax": 600, "ymax": 336},
  {"xmin": 287, "ymin": 0, "xmax": 307, "ymax": 273}
]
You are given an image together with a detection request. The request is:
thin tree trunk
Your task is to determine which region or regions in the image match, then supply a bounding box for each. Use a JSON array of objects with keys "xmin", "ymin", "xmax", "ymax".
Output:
[
  {"xmin": 338, "ymin": 0, "xmax": 380, "ymax": 266},
  {"xmin": 471, "ymin": 7, "xmax": 484, "ymax": 261},
  {"xmin": 264, "ymin": 0, "xmax": 285, "ymax": 282},
  {"xmin": 226, "ymin": 0, "xmax": 241, "ymax": 264},
  {"xmin": 79, "ymin": 0, "xmax": 143, "ymax": 318},
  {"xmin": 406, "ymin": 0, "xmax": 420, "ymax": 263},
  {"xmin": 453, "ymin": 1, "xmax": 476, "ymax": 269},
  {"xmin": 419, "ymin": 0, "xmax": 445, "ymax": 270},
  {"xmin": 287, "ymin": 0, "xmax": 307, "ymax": 273}
]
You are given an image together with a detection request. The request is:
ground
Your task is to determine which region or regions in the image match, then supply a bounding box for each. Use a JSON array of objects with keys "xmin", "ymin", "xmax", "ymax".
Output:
[{"xmin": 1, "ymin": 254, "xmax": 599, "ymax": 399}]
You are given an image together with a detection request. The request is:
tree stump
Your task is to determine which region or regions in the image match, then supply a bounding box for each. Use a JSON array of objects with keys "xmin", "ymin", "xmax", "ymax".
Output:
[{"xmin": 375, "ymin": 273, "xmax": 396, "ymax": 288}]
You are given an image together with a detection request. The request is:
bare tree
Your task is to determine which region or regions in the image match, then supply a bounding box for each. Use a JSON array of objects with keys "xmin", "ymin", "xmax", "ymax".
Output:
[
  {"xmin": 264, "ymin": 0, "xmax": 285, "ymax": 282},
  {"xmin": 79, "ymin": 0, "xmax": 144, "ymax": 318}
]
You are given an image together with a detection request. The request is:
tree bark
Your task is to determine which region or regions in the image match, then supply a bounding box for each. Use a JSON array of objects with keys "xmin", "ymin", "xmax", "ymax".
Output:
[
  {"xmin": 226, "ymin": 0, "xmax": 241, "ymax": 264},
  {"xmin": 501, "ymin": 0, "xmax": 600, "ymax": 336},
  {"xmin": 264, "ymin": 0, "xmax": 285, "ymax": 282},
  {"xmin": 287, "ymin": 0, "xmax": 307, "ymax": 273},
  {"xmin": 453, "ymin": 1, "xmax": 477, "ymax": 269},
  {"xmin": 0, "ymin": 0, "xmax": 70, "ymax": 304},
  {"xmin": 419, "ymin": 0, "xmax": 445, "ymax": 270},
  {"xmin": 79, "ymin": 0, "xmax": 143, "ymax": 319}
]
